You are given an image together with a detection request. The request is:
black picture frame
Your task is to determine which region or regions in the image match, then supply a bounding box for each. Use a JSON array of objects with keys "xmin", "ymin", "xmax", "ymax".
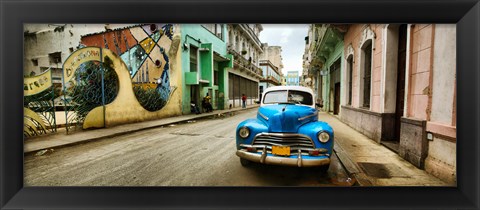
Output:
[{"xmin": 1, "ymin": 0, "xmax": 479, "ymax": 209}]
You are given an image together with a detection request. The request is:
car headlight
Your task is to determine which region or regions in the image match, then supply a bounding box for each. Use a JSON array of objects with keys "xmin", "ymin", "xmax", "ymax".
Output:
[
  {"xmin": 318, "ymin": 132, "xmax": 330, "ymax": 143},
  {"xmin": 239, "ymin": 126, "xmax": 250, "ymax": 138}
]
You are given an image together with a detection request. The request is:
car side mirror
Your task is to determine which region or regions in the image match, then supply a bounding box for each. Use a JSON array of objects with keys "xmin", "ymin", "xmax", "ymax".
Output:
[
  {"xmin": 254, "ymin": 100, "xmax": 260, "ymax": 104},
  {"xmin": 315, "ymin": 103, "xmax": 323, "ymax": 108}
]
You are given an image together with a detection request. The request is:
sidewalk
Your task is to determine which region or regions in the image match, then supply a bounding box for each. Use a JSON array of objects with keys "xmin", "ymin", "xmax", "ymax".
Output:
[
  {"xmin": 24, "ymin": 104, "xmax": 259, "ymax": 154},
  {"xmin": 319, "ymin": 112, "xmax": 450, "ymax": 186}
]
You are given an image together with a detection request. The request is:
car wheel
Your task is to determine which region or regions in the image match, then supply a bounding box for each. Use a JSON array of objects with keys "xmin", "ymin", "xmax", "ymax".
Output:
[{"xmin": 240, "ymin": 158, "xmax": 251, "ymax": 167}]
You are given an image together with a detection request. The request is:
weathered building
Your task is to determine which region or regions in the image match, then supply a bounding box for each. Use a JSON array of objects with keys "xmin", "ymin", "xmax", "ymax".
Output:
[
  {"xmin": 226, "ymin": 24, "xmax": 263, "ymax": 108},
  {"xmin": 307, "ymin": 24, "xmax": 347, "ymax": 114},
  {"xmin": 23, "ymin": 24, "xmax": 128, "ymax": 94},
  {"xmin": 301, "ymin": 26, "xmax": 315, "ymax": 91},
  {"xmin": 259, "ymin": 44, "xmax": 283, "ymax": 97},
  {"xmin": 261, "ymin": 44, "xmax": 284, "ymax": 71},
  {"xmin": 306, "ymin": 24, "xmax": 456, "ymax": 184}
]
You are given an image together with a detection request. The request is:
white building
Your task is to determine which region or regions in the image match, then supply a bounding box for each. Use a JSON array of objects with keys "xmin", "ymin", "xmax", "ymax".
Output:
[{"xmin": 226, "ymin": 24, "xmax": 264, "ymax": 107}]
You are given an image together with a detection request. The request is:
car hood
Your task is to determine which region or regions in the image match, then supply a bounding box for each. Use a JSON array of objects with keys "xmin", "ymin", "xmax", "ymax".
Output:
[{"xmin": 257, "ymin": 104, "xmax": 318, "ymax": 133}]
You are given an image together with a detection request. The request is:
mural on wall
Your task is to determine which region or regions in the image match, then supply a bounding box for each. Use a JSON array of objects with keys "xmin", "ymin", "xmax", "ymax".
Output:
[
  {"xmin": 23, "ymin": 69, "xmax": 57, "ymax": 137},
  {"xmin": 62, "ymin": 47, "xmax": 120, "ymax": 133},
  {"xmin": 80, "ymin": 24, "xmax": 175, "ymax": 112}
]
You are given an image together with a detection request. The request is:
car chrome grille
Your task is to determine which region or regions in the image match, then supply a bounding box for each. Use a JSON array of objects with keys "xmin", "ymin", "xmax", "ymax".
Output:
[{"xmin": 252, "ymin": 133, "xmax": 315, "ymax": 155}]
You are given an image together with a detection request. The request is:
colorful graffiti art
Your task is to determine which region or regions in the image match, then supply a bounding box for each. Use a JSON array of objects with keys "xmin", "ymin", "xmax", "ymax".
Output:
[
  {"xmin": 81, "ymin": 24, "xmax": 175, "ymax": 112},
  {"xmin": 62, "ymin": 47, "xmax": 120, "ymax": 132}
]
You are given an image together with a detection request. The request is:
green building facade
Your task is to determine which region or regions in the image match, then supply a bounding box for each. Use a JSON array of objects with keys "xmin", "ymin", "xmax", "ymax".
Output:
[
  {"xmin": 180, "ymin": 24, "xmax": 233, "ymax": 114},
  {"xmin": 321, "ymin": 40, "xmax": 344, "ymax": 114},
  {"xmin": 314, "ymin": 25, "xmax": 345, "ymax": 115}
]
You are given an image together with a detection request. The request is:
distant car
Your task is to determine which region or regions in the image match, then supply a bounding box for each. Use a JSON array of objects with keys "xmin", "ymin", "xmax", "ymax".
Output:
[{"xmin": 235, "ymin": 86, "xmax": 334, "ymax": 172}]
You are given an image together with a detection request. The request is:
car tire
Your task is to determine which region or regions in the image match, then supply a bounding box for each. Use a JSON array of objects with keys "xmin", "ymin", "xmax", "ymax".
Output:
[{"xmin": 240, "ymin": 158, "xmax": 251, "ymax": 167}]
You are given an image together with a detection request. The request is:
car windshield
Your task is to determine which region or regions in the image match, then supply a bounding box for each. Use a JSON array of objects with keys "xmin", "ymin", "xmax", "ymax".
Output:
[{"xmin": 263, "ymin": 90, "xmax": 313, "ymax": 105}]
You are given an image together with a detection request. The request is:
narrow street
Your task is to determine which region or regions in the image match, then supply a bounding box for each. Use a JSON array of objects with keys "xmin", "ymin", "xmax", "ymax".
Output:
[{"xmin": 24, "ymin": 108, "xmax": 354, "ymax": 186}]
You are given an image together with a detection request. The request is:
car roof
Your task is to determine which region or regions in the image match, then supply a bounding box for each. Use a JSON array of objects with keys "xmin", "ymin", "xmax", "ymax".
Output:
[{"xmin": 263, "ymin": 85, "xmax": 314, "ymax": 95}]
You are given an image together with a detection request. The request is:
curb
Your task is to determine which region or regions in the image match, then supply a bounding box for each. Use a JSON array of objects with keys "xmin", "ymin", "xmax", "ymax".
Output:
[
  {"xmin": 25, "ymin": 106, "xmax": 259, "ymax": 155},
  {"xmin": 333, "ymin": 140, "xmax": 373, "ymax": 186}
]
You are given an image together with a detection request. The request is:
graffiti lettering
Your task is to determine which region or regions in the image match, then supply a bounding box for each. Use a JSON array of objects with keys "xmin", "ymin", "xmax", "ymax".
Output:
[
  {"xmin": 67, "ymin": 49, "xmax": 100, "ymax": 78},
  {"xmin": 24, "ymin": 73, "xmax": 52, "ymax": 96},
  {"xmin": 65, "ymin": 68, "xmax": 72, "ymax": 78},
  {"xmin": 64, "ymin": 48, "xmax": 101, "ymax": 82},
  {"xmin": 70, "ymin": 50, "xmax": 99, "ymax": 67}
]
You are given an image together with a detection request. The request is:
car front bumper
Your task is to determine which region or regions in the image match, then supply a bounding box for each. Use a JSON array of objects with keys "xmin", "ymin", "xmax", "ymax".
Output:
[{"xmin": 236, "ymin": 149, "xmax": 330, "ymax": 167}]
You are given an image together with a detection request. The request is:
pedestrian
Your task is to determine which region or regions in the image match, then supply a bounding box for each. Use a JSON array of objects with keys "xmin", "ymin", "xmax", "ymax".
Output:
[
  {"xmin": 241, "ymin": 93, "xmax": 247, "ymax": 108},
  {"xmin": 203, "ymin": 93, "xmax": 213, "ymax": 112}
]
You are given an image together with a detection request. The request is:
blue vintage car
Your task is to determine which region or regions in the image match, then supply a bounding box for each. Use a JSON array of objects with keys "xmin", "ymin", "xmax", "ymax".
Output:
[{"xmin": 236, "ymin": 86, "xmax": 334, "ymax": 171}]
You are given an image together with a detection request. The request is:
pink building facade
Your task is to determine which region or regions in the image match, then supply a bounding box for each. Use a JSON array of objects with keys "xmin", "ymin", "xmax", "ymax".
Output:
[{"xmin": 340, "ymin": 24, "xmax": 456, "ymax": 184}]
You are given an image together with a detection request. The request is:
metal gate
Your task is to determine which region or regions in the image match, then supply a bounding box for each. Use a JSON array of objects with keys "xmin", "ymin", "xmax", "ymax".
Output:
[
  {"xmin": 62, "ymin": 47, "xmax": 119, "ymax": 133},
  {"xmin": 23, "ymin": 70, "xmax": 57, "ymax": 137}
]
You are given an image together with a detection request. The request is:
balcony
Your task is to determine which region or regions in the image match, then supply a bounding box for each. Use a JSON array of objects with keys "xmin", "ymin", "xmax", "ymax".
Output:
[
  {"xmin": 228, "ymin": 47, "xmax": 263, "ymax": 79},
  {"xmin": 260, "ymin": 75, "xmax": 281, "ymax": 86},
  {"xmin": 233, "ymin": 24, "xmax": 263, "ymax": 51}
]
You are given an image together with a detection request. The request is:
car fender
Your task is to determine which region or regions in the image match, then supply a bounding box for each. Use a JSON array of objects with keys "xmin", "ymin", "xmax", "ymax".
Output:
[
  {"xmin": 297, "ymin": 121, "xmax": 334, "ymax": 152},
  {"xmin": 236, "ymin": 118, "xmax": 268, "ymax": 149}
]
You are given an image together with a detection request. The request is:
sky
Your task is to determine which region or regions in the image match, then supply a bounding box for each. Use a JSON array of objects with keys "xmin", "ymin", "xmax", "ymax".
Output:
[{"xmin": 259, "ymin": 24, "xmax": 309, "ymax": 75}]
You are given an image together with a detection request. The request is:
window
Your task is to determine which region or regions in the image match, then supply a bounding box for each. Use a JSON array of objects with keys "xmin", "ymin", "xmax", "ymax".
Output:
[
  {"xmin": 263, "ymin": 90, "xmax": 313, "ymax": 105},
  {"xmin": 31, "ymin": 59, "xmax": 38, "ymax": 66},
  {"xmin": 202, "ymin": 24, "xmax": 223, "ymax": 40},
  {"xmin": 235, "ymin": 36, "xmax": 240, "ymax": 51},
  {"xmin": 48, "ymin": 52, "xmax": 62, "ymax": 64},
  {"xmin": 229, "ymin": 73, "xmax": 234, "ymax": 97},
  {"xmin": 189, "ymin": 45, "xmax": 198, "ymax": 72},
  {"xmin": 347, "ymin": 56, "xmax": 353, "ymax": 105},
  {"xmin": 214, "ymin": 62, "xmax": 219, "ymax": 86},
  {"xmin": 362, "ymin": 41, "xmax": 372, "ymax": 108},
  {"xmin": 215, "ymin": 24, "xmax": 223, "ymax": 39}
]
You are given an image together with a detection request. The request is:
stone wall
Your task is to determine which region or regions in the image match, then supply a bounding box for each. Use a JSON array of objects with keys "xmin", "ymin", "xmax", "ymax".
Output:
[
  {"xmin": 340, "ymin": 105, "xmax": 395, "ymax": 143},
  {"xmin": 399, "ymin": 117, "xmax": 427, "ymax": 168}
]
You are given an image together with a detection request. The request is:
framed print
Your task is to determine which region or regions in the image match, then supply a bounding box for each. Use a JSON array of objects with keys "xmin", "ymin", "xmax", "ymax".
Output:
[{"xmin": 1, "ymin": 0, "xmax": 479, "ymax": 209}]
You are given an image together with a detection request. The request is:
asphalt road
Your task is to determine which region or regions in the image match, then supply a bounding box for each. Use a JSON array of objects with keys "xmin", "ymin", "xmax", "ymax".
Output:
[{"xmin": 24, "ymin": 108, "xmax": 355, "ymax": 186}]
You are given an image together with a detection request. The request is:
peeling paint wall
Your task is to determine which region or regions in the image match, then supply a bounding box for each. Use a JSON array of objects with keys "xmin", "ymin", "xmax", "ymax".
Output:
[
  {"xmin": 24, "ymin": 24, "xmax": 132, "ymax": 77},
  {"xmin": 424, "ymin": 24, "xmax": 456, "ymax": 185},
  {"xmin": 342, "ymin": 24, "xmax": 384, "ymax": 111},
  {"xmin": 406, "ymin": 24, "xmax": 434, "ymax": 120}
]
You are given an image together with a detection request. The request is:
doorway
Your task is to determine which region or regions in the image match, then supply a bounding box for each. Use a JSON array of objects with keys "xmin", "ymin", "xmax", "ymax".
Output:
[
  {"xmin": 334, "ymin": 82, "xmax": 341, "ymax": 115},
  {"xmin": 381, "ymin": 24, "xmax": 407, "ymax": 153},
  {"xmin": 190, "ymin": 85, "xmax": 200, "ymax": 113},
  {"xmin": 394, "ymin": 24, "xmax": 407, "ymax": 142},
  {"xmin": 330, "ymin": 59, "xmax": 341, "ymax": 114}
]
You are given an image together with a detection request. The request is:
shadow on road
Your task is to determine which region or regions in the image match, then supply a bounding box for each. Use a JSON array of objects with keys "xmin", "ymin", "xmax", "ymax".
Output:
[{"xmin": 239, "ymin": 153, "xmax": 357, "ymax": 186}]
